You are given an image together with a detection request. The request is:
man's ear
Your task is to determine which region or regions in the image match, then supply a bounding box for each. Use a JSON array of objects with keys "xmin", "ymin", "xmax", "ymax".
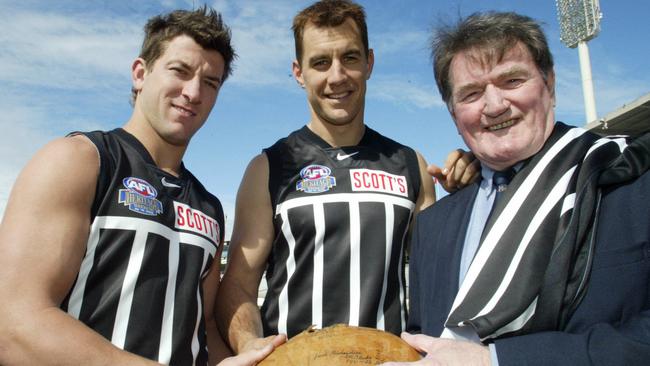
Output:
[
  {"xmin": 366, "ymin": 48, "xmax": 375, "ymax": 80},
  {"xmin": 546, "ymin": 69, "xmax": 556, "ymax": 103},
  {"xmin": 448, "ymin": 104, "xmax": 463, "ymax": 135},
  {"xmin": 131, "ymin": 58, "xmax": 147, "ymax": 95},
  {"xmin": 292, "ymin": 59, "xmax": 305, "ymax": 89}
]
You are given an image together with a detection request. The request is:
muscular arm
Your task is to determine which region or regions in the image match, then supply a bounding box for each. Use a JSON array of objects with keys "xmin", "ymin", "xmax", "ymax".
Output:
[
  {"xmin": 203, "ymin": 242, "xmax": 234, "ymax": 365},
  {"xmin": 413, "ymin": 151, "xmax": 437, "ymax": 214},
  {"xmin": 0, "ymin": 136, "xmax": 160, "ymax": 365},
  {"xmin": 216, "ymin": 154, "xmax": 284, "ymax": 354}
]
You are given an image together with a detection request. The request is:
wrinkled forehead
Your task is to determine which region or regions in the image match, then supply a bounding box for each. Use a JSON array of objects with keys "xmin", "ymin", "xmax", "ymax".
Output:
[{"xmin": 449, "ymin": 42, "xmax": 533, "ymax": 84}]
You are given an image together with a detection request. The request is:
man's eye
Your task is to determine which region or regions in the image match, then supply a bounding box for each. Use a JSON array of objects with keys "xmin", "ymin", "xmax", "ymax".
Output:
[
  {"xmin": 460, "ymin": 91, "xmax": 480, "ymax": 102},
  {"xmin": 205, "ymin": 81, "xmax": 219, "ymax": 90},
  {"xmin": 505, "ymin": 78, "xmax": 524, "ymax": 87}
]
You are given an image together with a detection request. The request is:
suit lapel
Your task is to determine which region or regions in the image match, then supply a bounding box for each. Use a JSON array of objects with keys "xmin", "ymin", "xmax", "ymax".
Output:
[{"xmin": 438, "ymin": 183, "xmax": 479, "ymax": 317}]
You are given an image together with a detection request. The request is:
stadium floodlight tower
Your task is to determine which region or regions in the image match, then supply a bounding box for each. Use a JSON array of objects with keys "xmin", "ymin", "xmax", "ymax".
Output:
[{"xmin": 556, "ymin": 0, "xmax": 602, "ymax": 124}]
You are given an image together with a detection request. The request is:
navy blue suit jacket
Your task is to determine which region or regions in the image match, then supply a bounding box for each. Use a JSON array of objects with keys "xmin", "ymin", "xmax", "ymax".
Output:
[{"xmin": 408, "ymin": 171, "xmax": 650, "ymax": 365}]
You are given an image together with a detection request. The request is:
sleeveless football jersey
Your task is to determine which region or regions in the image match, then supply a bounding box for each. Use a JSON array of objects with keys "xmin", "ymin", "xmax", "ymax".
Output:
[
  {"xmin": 262, "ymin": 126, "xmax": 421, "ymax": 337},
  {"xmin": 60, "ymin": 129, "xmax": 224, "ymax": 366}
]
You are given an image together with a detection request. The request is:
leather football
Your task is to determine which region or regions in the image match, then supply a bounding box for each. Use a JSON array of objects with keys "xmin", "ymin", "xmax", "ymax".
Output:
[{"xmin": 258, "ymin": 324, "xmax": 421, "ymax": 365}]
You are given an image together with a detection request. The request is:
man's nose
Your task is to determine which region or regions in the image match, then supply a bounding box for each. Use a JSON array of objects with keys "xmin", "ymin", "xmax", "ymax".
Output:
[
  {"xmin": 327, "ymin": 60, "xmax": 348, "ymax": 85},
  {"xmin": 482, "ymin": 85, "xmax": 509, "ymax": 117},
  {"xmin": 182, "ymin": 77, "xmax": 202, "ymax": 104}
]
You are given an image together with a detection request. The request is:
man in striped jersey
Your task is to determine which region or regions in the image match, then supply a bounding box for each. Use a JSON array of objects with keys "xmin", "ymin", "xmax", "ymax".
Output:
[
  {"xmin": 388, "ymin": 11, "xmax": 650, "ymax": 366},
  {"xmin": 0, "ymin": 7, "xmax": 281, "ymax": 366},
  {"xmin": 216, "ymin": 0, "xmax": 478, "ymax": 356}
]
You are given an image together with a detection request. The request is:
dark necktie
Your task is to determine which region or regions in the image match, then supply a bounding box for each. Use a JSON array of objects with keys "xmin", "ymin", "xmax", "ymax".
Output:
[
  {"xmin": 481, "ymin": 167, "xmax": 517, "ymax": 241},
  {"xmin": 492, "ymin": 168, "xmax": 516, "ymax": 203}
]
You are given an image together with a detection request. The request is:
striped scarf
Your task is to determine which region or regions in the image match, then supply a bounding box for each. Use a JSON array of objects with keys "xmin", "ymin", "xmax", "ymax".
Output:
[{"xmin": 443, "ymin": 122, "xmax": 650, "ymax": 341}]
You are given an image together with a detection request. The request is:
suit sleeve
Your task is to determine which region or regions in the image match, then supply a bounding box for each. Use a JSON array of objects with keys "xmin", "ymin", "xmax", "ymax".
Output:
[{"xmin": 494, "ymin": 311, "xmax": 650, "ymax": 365}]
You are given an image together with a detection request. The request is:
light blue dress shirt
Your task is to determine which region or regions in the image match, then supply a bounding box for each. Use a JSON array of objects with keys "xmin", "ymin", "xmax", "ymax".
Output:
[{"xmin": 458, "ymin": 165, "xmax": 498, "ymax": 285}]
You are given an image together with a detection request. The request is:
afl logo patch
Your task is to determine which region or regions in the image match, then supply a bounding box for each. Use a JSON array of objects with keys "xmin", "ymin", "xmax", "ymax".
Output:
[
  {"xmin": 118, "ymin": 177, "xmax": 163, "ymax": 216},
  {"xmin": 296, "ymin": 165, "xmax": 337, "ymax": 193}
]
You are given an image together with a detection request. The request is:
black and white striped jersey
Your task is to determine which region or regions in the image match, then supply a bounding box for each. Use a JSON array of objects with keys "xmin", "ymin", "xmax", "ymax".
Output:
[
  {"xmin": 262, "ymin": 126, "xmax": 421, "ymax": 338},
  {"xmin": 60, "ymin": 129, "xmax": 224, "ymax": 366}
]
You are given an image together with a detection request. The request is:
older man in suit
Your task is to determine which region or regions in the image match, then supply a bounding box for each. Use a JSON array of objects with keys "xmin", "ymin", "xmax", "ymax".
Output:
[{"xmin": 384, "ymin": 11, "xmax": 650, "ymax": 366}]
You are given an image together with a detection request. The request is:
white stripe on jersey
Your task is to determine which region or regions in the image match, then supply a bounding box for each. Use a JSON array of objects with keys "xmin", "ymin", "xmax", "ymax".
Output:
[
  {"xmin": 113, "ymin": 229, "xmax": 148, "ymax": 348},
  {"xmin": 349, "ymin": 201, "xmax": 361, "ymax": 327},
  {"xmin": 66, "ymin": 216, "xmax": 216, "ymax": 364},
  {"xmin": 398, "ymin": 210, "xmax": 413, "ymax": 330},
  {"xmin": 312, "ymin": 202, "xmax": 325, "ymax": 329},
  {"xmin": 190, "ymin": 253, "xmax": 211, "ymax": 365},
  {"xmin": 159, "ymin": 227, "xmax": 180, "ymax": 364},
  {"xmin": 376, "ymin": 202, "xmax": 394, "ymax": 330},
  {"xmin": 68, "ymin": 219, "xmax": 102, "ymax": 318},
  {"xmin": 278, "ymin": 210, "xmax": 298, "ymax": 336}
]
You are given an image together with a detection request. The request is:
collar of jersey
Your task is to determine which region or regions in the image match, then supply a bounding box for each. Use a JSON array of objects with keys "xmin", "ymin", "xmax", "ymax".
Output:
[
  {"xmin": 298, "ymin": 125, "xmax": 375, "ymax": 150},
  {"xmin": 114, "ymin": 128, "xmax": 188, "ymax": 180}
]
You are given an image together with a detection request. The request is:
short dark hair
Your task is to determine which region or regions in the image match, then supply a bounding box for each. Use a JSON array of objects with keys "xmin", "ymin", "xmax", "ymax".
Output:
[
  {"xmin": 292, "ymin": 0, "xmax": 369, "ymax": 64},
  {"xmin": 431, "ymin": 11, "xmax": 554, "ymax": 108},
  {"xmin": 131, "ymin": 5, "xmax": 236, "ymax": 103}
]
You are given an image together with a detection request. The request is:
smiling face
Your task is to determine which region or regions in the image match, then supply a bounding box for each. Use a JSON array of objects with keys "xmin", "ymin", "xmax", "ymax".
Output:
[
  {"xmin": 292, "ymin": 18, "xmax": 374, "ymax": 129},
  {"xmin": 448, "ymin": 42, "xmax": 556, "ymax": 170},
  {"xmin": 132, "ymin": 34, "xmax": 225, "ymax": 147}
]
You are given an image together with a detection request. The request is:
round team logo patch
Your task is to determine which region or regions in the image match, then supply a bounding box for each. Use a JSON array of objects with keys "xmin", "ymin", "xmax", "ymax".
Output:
[
  {"xmin": 118, "ymin": 177, "xmax": 163, "ymax": 216},
  {"xmin": 296, "ymin": 165, "xmax": 337, "ymax": 193}
]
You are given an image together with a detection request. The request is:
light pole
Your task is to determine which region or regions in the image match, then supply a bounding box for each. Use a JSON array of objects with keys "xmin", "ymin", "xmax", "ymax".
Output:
[{"xmin": 556, "ymin": 0, "xmax": 602, "ymax": 124}]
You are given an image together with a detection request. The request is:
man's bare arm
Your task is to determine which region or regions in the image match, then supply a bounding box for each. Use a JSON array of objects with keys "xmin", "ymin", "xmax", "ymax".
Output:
[
  {"xmin": 215, "ymin": 154, "xmax": 286, "ymax": 354},
  {"xmin": 0, "ymin": 136, "xmax": 161, "ymax": 365},
  {"xmin": 414, "ymin": 151, "xmax": 437, "ymax": 214},
  {"xmin": 203, "ymin": 241, "xmax": 235, "ymax": 365}
]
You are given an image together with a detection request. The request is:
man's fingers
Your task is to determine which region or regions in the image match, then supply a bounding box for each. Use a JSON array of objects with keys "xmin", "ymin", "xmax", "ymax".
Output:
[
  {"xmin": 253, "ymin": 343, "xmax": 274, "ymax": 359},
  {"xmin": 217, "ymin": 344, "xmax": 273, "ymax": 366},
  {"xmin": 248, "ymin": 343, "xmax": 274, "ymax": 361},
  {"xmin": 450, "ymin": 150, "xmax": 474, "ymax": 181},
  {"xmin": 219, "ymin": 335, "xmax": 286, "ymax": 366},
  {"xmin": 266, "ymin": 334, "xmax": 287, "ymax": 348},
  {"xmin": 459, "ymin": 158, "xmax": 480, "ymax": 185},
  {"xmin": 443, "ymin": 149, "xmax": 465, "ymax": 172},
  {"xmin": 427, "ymin": 164, "xmax": 444, "ymax": 182},
  {"xmin": 401, "ymin": 332, "xmax": 440, "ymax": 354},
  {"xmin": 241, "ymin": 336, "xmax": 278, "ymax": 353},
  {"xmin": 435, "ymin": 148, "xmax": 479, "ymax": 193}
]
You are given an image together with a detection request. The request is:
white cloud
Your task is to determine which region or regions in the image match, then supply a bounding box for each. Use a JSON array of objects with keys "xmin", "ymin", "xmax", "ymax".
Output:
[
  {"xmin": 0, "ymin": 4, "xmax": 138, "ymax": 219},
  {"xmin": 213, "ymin": 0, "xmax": 302, "ymax": 88},
  {"xmin": 1, "ymin": 11, "xmax": 139, "ymax": 90},
  {"xmin": 0, "ymin": 101, "xmax": 58, "ymax": 219},
  {"xmin": 372, "ymin": 30, "xmax": 429, "ymax": 56},
  {"xmin": 369, "ymin": 76, "xmax": 445, "ymax": 110}
]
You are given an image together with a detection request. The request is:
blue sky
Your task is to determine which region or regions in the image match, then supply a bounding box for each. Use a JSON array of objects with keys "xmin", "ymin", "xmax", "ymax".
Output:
[{"xmin": 1, "ymin": 0, "xmax": 649, "ymax": 238}]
